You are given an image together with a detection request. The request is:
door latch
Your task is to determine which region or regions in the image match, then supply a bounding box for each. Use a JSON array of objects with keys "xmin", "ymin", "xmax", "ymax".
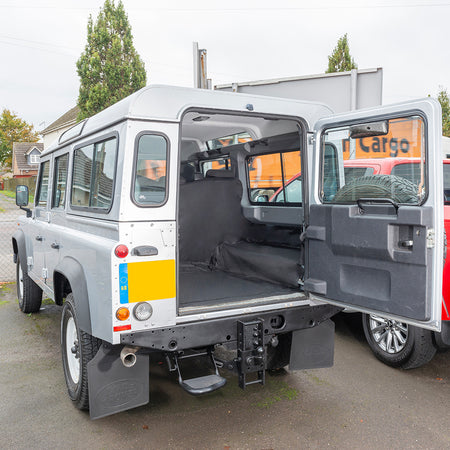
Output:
[{"xmin": 426, "ymin": 229, "xmax": 435, "ymax": 249}]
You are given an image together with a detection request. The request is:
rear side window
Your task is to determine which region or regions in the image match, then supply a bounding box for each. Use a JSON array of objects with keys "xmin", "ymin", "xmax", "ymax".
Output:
[
  {"xmin": 133, "ymin": 134, "xmax": 168, "ymax": 206},
  {"xmin": 36, "ymin": 160, "xmax": 50, "ymax": 207},
  {"xmin": 247, "ymin": 150, "xmax": 301, "ymax": 205},
  {"xmin": 71, "ymin": 137, "xmax": 117, "ymax": 210}
]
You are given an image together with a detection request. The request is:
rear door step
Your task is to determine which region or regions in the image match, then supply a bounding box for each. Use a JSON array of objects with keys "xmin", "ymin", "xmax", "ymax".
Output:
[
  {"xmin": 180, "ymin": 374, "xmax": 226, "ymax": 395},
  {"xmin": 172, "ymin": 349, "xmax": 226, "ymax": 395}
]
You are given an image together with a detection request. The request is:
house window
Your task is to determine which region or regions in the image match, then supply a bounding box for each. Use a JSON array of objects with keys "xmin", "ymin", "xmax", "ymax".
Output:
[{"xmin": 29, "ymin": 154, "xmax": 40, "ymax": 164}]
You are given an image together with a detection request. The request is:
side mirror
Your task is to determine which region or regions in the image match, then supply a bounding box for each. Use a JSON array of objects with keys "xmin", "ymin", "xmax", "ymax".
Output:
[
  {"xmin": 16, "ymin": 185, "xmax": 29, "ymax": 206},
  {"xmin": 16, "ymin": 185, "xmax": 32, "ymax": 217}
]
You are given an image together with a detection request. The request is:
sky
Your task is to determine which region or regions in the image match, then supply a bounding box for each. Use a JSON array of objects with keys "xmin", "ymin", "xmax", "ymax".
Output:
[{"xmin": 1, "ymin": 0, "xmax": 450, "ymax": 132}]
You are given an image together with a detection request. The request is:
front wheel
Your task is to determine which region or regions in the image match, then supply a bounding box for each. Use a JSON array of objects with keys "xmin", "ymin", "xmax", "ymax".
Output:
[
  {"xmin": 362, "ymin": 313, "xmax": 437, "ymax": 369},
  {"xmin": 61, "ymin": 293, "xmax": 101, "ymax": 410},
  {"xmin": 16, "ymin": 255, "xmax": 42, "ymax": 313}
]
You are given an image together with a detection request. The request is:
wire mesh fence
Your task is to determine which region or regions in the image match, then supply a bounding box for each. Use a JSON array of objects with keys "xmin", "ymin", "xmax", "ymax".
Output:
[{"xmin": 0, "ymin": 191, "xmax": 22, "ymax": 282}]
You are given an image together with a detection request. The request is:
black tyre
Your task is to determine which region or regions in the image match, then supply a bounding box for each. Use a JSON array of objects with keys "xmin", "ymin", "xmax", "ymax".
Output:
[
  {"xmin": 333, "ymin": 174, "xmax": 418, "ymax": 204},
  {"xmin": 16, "ymin": 255, "xmax": 42, "ymax": 313},
  {"xmin": 362, "ymin": 313, "xmax": 437, "ymax": 369},
  {"xmin": 61, "ymin": 293, "xmax": 101, "ymax": 410}
]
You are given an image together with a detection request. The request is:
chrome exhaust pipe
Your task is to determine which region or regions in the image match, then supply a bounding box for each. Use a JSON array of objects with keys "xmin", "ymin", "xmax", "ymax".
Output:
[{"xmin": 120, "ymin": 346, "xmax": 140, "ymax": 368}]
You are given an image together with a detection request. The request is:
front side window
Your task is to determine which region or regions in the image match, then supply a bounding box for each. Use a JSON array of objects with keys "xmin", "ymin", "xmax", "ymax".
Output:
[
  {"xmin": 52, "ymin": 154, "xmax": 69, "ymax": 209},
  {"xmin": 321, "ymin": 116, "xmax": 425, "ymax": 204},
  {"xmin": 71, "ymin": 137, "xmax": 117, "ymax": 210},
  {"xmin": 36, "ymin": 160, "xmax": 50, "ymax": 207},
  {"xmin": 133, "ymin": 134, "xmax": 167, "ymax": 206},
  {"xmin": 247, "ymin": 150, "xmax": 301, "ymax": 204}
]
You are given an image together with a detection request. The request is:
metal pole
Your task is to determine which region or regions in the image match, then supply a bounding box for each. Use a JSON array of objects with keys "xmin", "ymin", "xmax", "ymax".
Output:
[
  {"xmin": 350, "ymin": 69, "xmax": 357, "ymax": 111},
  {"xmin": 193, "ymin": 42, "xmax": 200, "ymax": 88},
  {"xmin": 199, "ymin": 48, "xmax": 207, "ymax": 89}
]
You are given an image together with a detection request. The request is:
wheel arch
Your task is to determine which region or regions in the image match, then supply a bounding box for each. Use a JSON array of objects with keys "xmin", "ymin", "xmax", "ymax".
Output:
[
  {"xmin": 54, "ymin": 257, "xmax": 92, "ymax": 334},
  {"xmin": 12, "ymin": 230, "xmax": 27, "ymax": 271}
]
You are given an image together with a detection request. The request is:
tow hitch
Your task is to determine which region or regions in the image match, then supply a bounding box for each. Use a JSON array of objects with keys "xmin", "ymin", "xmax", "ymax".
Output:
[{"xmin": 236, "ymin": 319, "xmax": 266, "ymax": 388}]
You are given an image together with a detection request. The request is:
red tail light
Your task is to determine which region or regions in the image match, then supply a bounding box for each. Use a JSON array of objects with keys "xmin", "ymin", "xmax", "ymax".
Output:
[{"xmin": 115, "ymin": 244, "xmax": 128, "ymax": 258}]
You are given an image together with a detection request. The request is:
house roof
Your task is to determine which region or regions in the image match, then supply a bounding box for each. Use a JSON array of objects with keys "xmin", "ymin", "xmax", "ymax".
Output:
[
  {"xmin": 41, "ymin": 106, "xmax": 80, "ymax": 135},
  {"xmin": 13, "ymin": 142, "xmax": 43, "ymax": 171},
  {"xmin": 24, "ymin": 145, "xmax": 41, "ymax": 156}
]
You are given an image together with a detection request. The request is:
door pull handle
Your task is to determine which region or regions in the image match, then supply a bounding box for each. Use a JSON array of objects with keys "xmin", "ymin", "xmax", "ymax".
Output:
[
  {"xmin": 400, "ymin": 240, "xmax": 414, "ymax": 248},
  {"xmin": 51, "ymin": 243, "xmax": 60, "ymax": 249}
]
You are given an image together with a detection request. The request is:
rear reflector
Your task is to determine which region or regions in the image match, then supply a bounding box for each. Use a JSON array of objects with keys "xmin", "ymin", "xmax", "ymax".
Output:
[
  {"xmin": 113, "ymin": 324, "xmax": 131, "ymax": 332},
  {"xmin": 115, "ymin": 244, "xmax": 129, "ymax": 258}
]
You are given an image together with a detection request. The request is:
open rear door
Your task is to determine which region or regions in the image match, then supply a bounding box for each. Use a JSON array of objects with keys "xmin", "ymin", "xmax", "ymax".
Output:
[{"xmin": 305, "ymin": 99, "xmax": 443, "ymax": 331}]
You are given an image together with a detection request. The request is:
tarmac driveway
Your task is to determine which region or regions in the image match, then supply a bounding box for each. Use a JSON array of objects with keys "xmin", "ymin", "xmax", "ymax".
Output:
[{"xmin": 0, "ymin": 284, "xmax": 449, "ymax": 449}]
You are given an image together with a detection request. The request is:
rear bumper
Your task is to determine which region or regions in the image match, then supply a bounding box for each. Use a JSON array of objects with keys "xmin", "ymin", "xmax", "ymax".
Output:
[{"xmin": 120, "ymin": 304, "xmax": 342, "ymax": 351}]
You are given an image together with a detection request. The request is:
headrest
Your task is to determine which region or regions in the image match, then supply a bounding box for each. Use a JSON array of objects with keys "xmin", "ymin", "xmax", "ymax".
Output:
[
  {"xmin": 205, "ymin": 169, "xmax": 234, "ymax": 178},
  {"xmin": 180, "ymin": 163, "xmax": 195, "ymax": 183}
]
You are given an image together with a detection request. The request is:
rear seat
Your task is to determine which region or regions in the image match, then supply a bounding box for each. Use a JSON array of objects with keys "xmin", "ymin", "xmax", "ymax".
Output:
[
  {"xmin": 178, "ymin": 167, "xmax": 302, "ymax": 288},
  {"xmin": 178, "ymin": 169, "xmax": 251, "ymax": 262}
]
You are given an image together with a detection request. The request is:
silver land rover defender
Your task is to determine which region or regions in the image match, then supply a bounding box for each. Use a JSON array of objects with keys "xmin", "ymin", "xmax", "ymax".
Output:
[{"xmin": 12, "ymin": 86, "xmax": 444, "ymax": 419}]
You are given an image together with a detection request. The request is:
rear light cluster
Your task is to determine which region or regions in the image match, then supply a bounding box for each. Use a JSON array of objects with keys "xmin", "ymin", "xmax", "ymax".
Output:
[{"xmin": 114, "ymin": 302, "xmax": 153, "ymax": 332}]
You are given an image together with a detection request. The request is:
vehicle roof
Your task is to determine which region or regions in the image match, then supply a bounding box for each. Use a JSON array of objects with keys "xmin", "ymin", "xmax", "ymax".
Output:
[{"xmin": 42, "ymin": 84, "xmax": 333, "ymax": 156}]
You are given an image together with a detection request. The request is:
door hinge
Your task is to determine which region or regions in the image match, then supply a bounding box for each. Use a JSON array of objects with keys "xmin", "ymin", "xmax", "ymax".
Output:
[
  {"xmin": 42, "ymin": 268, "xmax": 48, "ymax": 279},
  {"xmin": 308, "ymin": 133, "xmax": 315, "ymax": 145},
  {"xmin": 426, "ymin": 229, "xmax": 435, "ymax": 249},
  {"xmin": 27, "ymin": 256, "xmax": 33, "ymax": 270}
]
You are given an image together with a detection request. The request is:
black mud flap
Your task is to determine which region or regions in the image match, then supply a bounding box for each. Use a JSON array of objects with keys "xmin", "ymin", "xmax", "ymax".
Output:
[
  {"xmin": 289, "ymin": 319, "xmax": 335, "ymax": 370},
  {"xmin": 87, "ymin": 344, "xmax": 149, "ymax": 420}
]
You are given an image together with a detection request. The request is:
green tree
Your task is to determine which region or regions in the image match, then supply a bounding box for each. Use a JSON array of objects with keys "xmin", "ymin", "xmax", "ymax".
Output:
[
  {"xmin": 437, "ymin": 87, "xmax": 450, "ymax": 137},
  {"xmin": 76, "ymin": 0, "xmax": 147, "ymax": 120},
  {"xmin": 326, "ymin": 33, "xmax": 358, "ymax": 73},
  {"xmin": 0, "ymin": 109, "xmax": 39, "ymax": 168}
]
